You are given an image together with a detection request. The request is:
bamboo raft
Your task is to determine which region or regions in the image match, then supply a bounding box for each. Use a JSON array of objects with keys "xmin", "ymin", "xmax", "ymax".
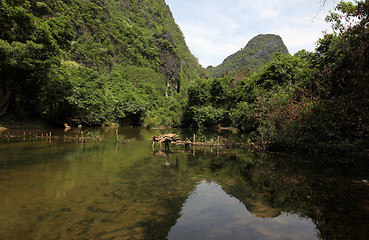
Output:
[
  {"xmin": 152, "ymin": 133, "xmax": 227, "ymax": 151},
  {"xmin": 151, "ymin": 133, "xmax": 181, "ymax": 151},
  {"xmin": 1, "ymin": 132, "xmax": 60, "ymax": 140},
  {"xmin": 0, "ymin": 131, "xmax": 99, "ymax": 142}
]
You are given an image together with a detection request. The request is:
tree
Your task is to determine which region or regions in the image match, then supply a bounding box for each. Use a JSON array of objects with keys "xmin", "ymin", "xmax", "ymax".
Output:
[{"xmin": 0, "ymin": 1, "xmax": 60, "ymax": 115}]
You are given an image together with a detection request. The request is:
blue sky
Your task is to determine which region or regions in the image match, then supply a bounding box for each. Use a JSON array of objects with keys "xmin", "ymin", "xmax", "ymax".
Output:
[{"xmin": 165, "ymin": 0, "xmax": 339, "ymax": 67}]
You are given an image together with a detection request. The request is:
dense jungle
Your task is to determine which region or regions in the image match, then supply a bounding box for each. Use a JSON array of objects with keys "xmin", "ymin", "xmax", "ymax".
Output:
[
  {"xmin": 1, "ymin": 0, "xmax": 368, "ymax": 155},
  {"xmin": 1, "ymin": 1, "xmax": 369, "ymax": 239}
]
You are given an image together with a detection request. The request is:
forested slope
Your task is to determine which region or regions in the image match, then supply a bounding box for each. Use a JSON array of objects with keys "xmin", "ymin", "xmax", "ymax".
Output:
[
  {"xmin": 208, "ymin": 34, "xmax": 289, "ymax": 77},
  {"xmin": 185, "ymin": 1, "xmax": 369, "ymax": 154},
  {"xmin": 0, "ymin": 0, "xmax": 206, "ymax": 126},
  {"xmin": 1, "ymin": 0, "xmax": 368, "ymax": 154}
]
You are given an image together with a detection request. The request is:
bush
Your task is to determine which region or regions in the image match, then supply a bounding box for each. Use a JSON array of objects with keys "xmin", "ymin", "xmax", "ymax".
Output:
[
  {"xmin": 189, "ymin": 106, "xmax": 227, "ymax": 128},
  {"xmin": 231, "ymin": 101, "xmax": 256, "ymax": 132}
]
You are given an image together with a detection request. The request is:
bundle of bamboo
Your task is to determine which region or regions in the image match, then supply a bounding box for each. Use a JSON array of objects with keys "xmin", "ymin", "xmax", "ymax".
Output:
[{"xmin": 151, "ymin": 134, "xmax": 180, "ymax": 150}]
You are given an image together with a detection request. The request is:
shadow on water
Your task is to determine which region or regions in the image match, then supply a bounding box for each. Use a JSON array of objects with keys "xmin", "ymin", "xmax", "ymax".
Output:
[{"xmin": 0, "ymin": 127, "xmax": 368, "ymax": 239}]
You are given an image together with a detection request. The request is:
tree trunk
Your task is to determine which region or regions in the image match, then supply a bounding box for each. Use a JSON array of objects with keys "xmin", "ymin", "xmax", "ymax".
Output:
[{"xmin": 0, "ymin": 80, "xmax": 11, "ymax": 116}]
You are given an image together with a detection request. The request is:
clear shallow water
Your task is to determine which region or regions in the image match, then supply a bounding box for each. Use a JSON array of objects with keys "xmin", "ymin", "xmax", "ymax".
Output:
[
  {"xmin": 0, "ymin": 127, "xmax": 368, "ymax": 240},
  {"xmin": 168, "ymin": 181, "xmax": 317, "ymax": 240}
]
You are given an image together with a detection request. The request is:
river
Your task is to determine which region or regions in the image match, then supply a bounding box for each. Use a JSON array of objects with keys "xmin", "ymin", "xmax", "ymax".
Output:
[{"xmin": 0, "ymin": 127, "xmax": 368, "ymax": 240}]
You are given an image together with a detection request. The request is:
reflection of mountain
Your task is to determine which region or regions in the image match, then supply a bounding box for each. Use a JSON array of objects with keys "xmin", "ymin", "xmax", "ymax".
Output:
[
  {"xmin": 1, "ymin": 130, "xmax": 368, "ymax": 240},
  {"xmin": 181, "ymin": 150, "xmax": 282, "ymax": 218},
  {"xmin": 141, "ymin": 150, "xmax": 285, "ymax": 239},
  {"xmin": 239, "ymin": 154, "xmax": 369, "ymax": 240},
  {"xmin": 168, "ymin": 180, "xmax": 316, "ymax": 240},
  {"xmin": 218, "ymin": 179, "xmax": 280, "ymax": 218},
  {"xmin": 161, "ymin": 149, "xmax": 369, "ymax": 240}
]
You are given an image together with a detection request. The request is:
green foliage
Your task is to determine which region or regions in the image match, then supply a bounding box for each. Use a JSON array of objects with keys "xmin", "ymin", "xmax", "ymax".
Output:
[
  {"xmin": 187, "ymin": 78, "xmax": 211, "ymax": 106},
  {"xmin": 0, "ymin": 1, "xmax": 60, "ymax": 113},
  {"xmin": 229, "ymin": 0, "xmax": 369, "ymax": 153},
  {"xmin": 254, "ymin": 53, "xmax": 306, "ymax": 90},
  {"xmin": 104, "ymin": 65, "xmax": 163, "ymax": 125},
  {"xmin": 208, "ymin": 34, "xmax": 289, "ymax": 77},
  {"xmin": 209, "ymin": 77, "xmax": 233, "ymax": 108},
  {"xmin": 189, "ymin": 105, "xmax": 226, "ymax": 128},
  {"xmin": 112, "ymin": 65, "xmax": 166, "ymax": 96},
  {"xmin": 184, "ymin": 76, "xmax": 236, "ymax": 128},
  {"xmin": 1, "ymin": 0, "xmax": 368, "ymax": 154},
  {"xmin": 0, "ymin": 0, "xmax": 205, "ymax": 127},
  {"xmin": 185, "ymin": 1, "xmax": 369, "ymax": 153},
  {"xmin": 230, "ymin": 101, "xmax": 256, "ymax": 133},
  {"xmin": 253, "ymin": 84, "xmax": 318, "ymax": 148},
  {"xmin": 39, "ymin": 61, "xmax": 182, "ymax": 126},
  {"xmin": 144, "ymin": 94, "xmax": 185, "ymax": 128},
  {"xmin": 40, "ymin": 61, "xmax": 105, "ymax": 124}
]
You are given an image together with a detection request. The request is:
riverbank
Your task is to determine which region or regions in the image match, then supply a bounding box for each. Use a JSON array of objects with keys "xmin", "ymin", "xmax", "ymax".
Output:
[
  {"xmin": 0, "ymin": 115, "xmax": 52, "ymax": 131},
  {"xmin": 1, "ymin": 116, "xmax": 367, "ymax": 158}
]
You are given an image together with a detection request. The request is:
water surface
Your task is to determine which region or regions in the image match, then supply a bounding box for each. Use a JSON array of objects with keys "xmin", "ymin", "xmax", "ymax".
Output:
[
  {"xmin": 0, "ymin": 127, "xmax": 368, "ymax": 240},
  {"xmin": 168, "ymin": 181, "xmax": 317, "ymax": 240}
]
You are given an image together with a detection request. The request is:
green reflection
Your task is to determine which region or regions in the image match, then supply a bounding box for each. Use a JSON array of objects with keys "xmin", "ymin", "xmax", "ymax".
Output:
[{"xmin": 0, "ymin": 127, "xmax": 368, "ymax": 240}]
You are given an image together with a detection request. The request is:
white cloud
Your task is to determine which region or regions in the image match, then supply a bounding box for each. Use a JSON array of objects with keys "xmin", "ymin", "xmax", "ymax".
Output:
[
  {"xmin": 180, "ymin": 23, "xmax": 241, "ymax": 67},
  {"xmin": 166, "ymin": 0, "xmax": 339, "ymax": 67},
  {"xmin": 259, "ymin": 8, "xmax": 280, "ymax": 20}
]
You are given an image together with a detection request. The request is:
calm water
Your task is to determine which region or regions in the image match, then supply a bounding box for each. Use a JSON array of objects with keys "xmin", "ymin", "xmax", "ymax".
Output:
[{"xmin": 0, "ymin": 127, "xmax": 368, "ymax": 240}]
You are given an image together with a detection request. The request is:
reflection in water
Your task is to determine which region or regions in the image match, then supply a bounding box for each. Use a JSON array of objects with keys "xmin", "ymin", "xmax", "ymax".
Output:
[
  {"xmin": 0, "ymin": 127, "xmax": 368, "ymax": 240},
  {"xmin": 168, "ymin": 181, "xmax": 317, "ymax": 240}
]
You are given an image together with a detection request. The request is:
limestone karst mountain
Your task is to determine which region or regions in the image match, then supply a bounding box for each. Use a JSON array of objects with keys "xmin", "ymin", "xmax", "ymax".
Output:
[{"xmin": 208, "ymin": 34, "xmax": 289, "ymax": 77}]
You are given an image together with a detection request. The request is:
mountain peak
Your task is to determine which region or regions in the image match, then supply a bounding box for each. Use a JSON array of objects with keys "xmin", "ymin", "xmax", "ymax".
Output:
[{"xmin": 208, "ymin": 34, "xmax": 289, "ymax": 77}]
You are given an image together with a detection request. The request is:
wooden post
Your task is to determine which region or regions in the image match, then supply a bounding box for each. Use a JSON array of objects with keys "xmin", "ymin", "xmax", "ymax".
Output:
[
  {"xmin": 116, "ymin": 129, "xmax": 119, "ymax": 142},
  {"xmin": 193, "ymin": 134, "xmax": 196, "ymax": 144},
  {"xmin": 164, "ymin": 139, "xmax": 170, "ymax": 151},
  {"xmin": 217, "ymin": 136, "xmax": 220, "ymax": 146}
]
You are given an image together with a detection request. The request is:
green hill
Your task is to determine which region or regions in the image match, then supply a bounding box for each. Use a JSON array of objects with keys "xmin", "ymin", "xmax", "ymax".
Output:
[
  {"xmin": 208, "ymin": 34, "xmax": 289, "ymax": 77},
  {"xmin": 0, "ymin": 0, "xmax": 207, "ymax": 126}
]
